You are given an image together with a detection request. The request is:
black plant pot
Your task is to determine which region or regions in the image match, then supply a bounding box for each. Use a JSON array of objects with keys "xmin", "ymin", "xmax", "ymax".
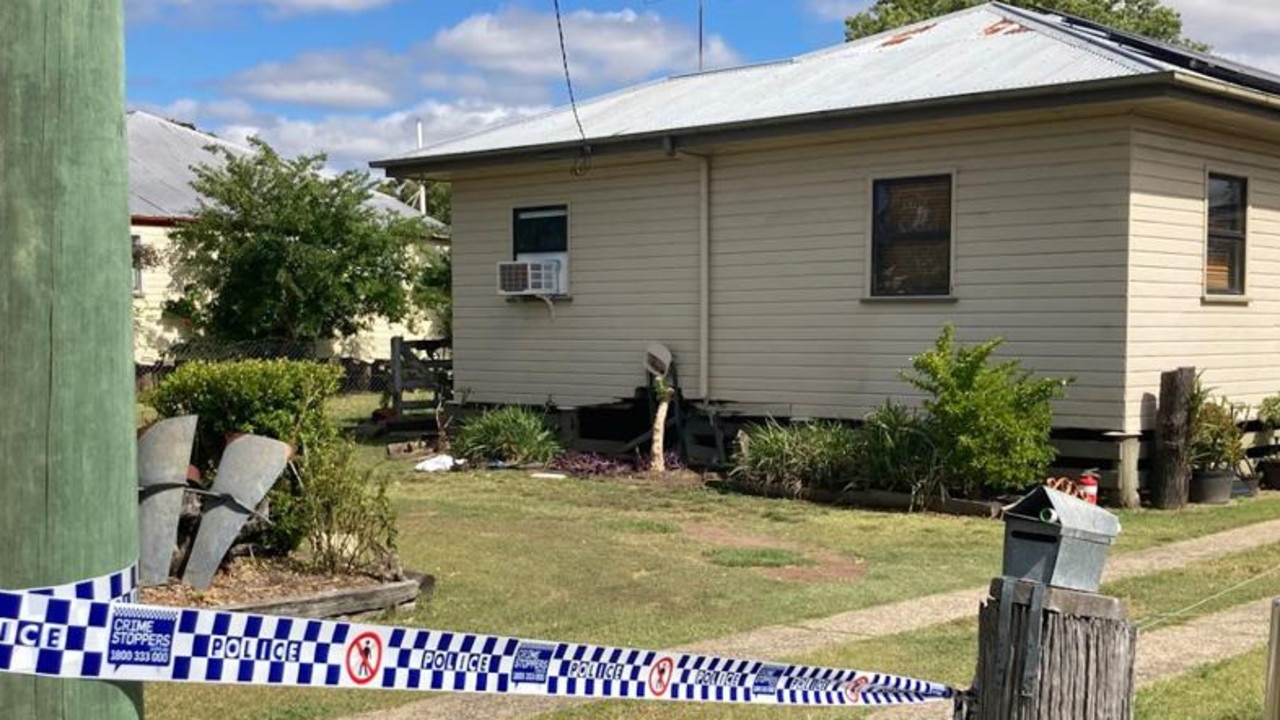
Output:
[
  {"xmin": 1190, "ymin": 468, "xmax": 1236, "ymax": 505},
  {"xmin": 1261, "ymin": 460, "xmax": 1280, "ymax": 490}
]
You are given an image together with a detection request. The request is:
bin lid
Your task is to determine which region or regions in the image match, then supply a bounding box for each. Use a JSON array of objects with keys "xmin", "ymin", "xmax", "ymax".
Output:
[{"xmin": 1003, "ymin": 486, "xmax": 1121, "ymax": 540}]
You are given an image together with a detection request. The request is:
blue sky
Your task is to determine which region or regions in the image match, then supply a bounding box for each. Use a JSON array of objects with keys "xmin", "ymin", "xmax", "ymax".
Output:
[{"xmin": 125, "ymin": 0, "xmax": 1280, "ymax": 169}]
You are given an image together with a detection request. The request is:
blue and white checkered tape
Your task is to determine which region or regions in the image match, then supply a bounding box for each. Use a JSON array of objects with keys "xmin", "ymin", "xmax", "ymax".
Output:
[{"xmin": 0, "ymin": 565, "xmax": 956, "ymax": 708}]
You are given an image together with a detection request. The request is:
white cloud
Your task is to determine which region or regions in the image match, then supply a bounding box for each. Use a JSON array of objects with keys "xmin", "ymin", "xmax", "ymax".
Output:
[
  {"xmin": 804, "ymin": 0, "xmax": 871, "ymax": 23},
  {"xmin": 217, "ymin": 6, "xmax": 740, "ymax": 112},
  {"xmin": 160, "ymin": 98, "xmax": 548, "ymax": 170},
  {"xmin": 228, "ymin": 51, "xmax": 406, "ymax": 109},
  {"xmin": 1166, "ymin": 0, "xmax": 1280, "ymax": 73},
  {"xmin": 433, "ymin": 7, "xmax": 740, "ymax": 84},
  {"xmin": 130, "ymin": 6, "xmax": 741, "ymax": 170}
]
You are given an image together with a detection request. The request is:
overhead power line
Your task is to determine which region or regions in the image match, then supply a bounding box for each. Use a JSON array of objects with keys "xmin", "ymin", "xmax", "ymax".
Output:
[{"xmin": 552, "ymin": 0, "xmax": 588, "ymax": 146}]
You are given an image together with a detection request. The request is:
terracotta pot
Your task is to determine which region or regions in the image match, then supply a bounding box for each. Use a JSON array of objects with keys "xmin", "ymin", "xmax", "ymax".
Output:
[{"xmin": 1190, "ymin": 468, "xmax": 1236, "ymax": 505}]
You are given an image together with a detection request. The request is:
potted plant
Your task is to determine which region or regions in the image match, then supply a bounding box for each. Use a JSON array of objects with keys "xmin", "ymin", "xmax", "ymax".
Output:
[
  {"xmin": 1190, "ymin": 396, "xmax": 1245, "ymax": 504},
  {"xmin": 1258, "ymin": 393, "xmax": 1280, "ymax": 490}
]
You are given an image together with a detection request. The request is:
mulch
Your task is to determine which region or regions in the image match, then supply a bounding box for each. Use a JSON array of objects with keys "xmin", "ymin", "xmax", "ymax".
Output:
[{"xmin": 142, "ymin": 557, "xmax": 381, "ymax": 608}]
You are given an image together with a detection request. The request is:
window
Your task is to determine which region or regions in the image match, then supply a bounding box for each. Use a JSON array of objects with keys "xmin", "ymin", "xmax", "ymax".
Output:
[
  {"xmin": 1206, "ymin": 173, "xmax": 1247, "ymax": 295},
  {"xmin": 131, "ymin": 234, "xmax": 144, "ymax": 295},
  {"xmin": 514, "ymin": 206, "xmax": 568, "ymax": 257},
  {"xmin": 871, "ymin": 175, "xmax": 952, "ymax": 297}
]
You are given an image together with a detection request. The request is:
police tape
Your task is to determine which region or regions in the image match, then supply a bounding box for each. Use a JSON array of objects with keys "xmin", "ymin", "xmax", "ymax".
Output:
[{"xmin": 0, "ymin": 565, "xmax": 956, "ymax": 708}]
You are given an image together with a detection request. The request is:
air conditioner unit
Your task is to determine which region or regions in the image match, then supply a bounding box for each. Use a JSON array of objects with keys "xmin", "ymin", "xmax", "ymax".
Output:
[{"xmin": 497, "ymin": 260, "xmax": 562, "ymax": 296}]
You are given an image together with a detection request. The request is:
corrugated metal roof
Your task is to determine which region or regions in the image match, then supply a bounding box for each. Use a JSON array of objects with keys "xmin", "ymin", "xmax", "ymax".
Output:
[
  {"xmin": 376, "ymin": 2, "xmax": 1264, "ymax": 168},
  {"xmin": 127, "ymin": 111, "xmax": 445, "ymax": 232}
]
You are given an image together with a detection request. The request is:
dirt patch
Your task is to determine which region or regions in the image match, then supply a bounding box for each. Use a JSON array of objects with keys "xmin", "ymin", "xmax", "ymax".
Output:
[
  {"xmin": 683, "ymin": 523, "xmax": 865, "ymax": 583},
  {"xmin": 142, "ymin": 557, "xmax": 381, "ymax": 608}
]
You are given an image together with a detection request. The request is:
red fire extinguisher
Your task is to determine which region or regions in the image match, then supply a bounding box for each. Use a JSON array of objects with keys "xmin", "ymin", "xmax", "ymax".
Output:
[{"xmin": 1078, "ymin": 470, "xmax": 1100, "ymax": 505}]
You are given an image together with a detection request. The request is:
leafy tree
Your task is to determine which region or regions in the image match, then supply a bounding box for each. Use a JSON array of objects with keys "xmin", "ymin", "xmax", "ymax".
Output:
[
  {"xmin": 412, "ymin": 247, "xmax": 452, "ymax": 339},
  {"xmin": 379, "ymin": 178, "xmax": 452, "ymax": 225},
  {"xmin": 844, "ymin": 0, "xmax": 1204, "ymax": 48},
  {"xmin": 169, "ymin": 138, "xmax": 429, "ymax": 343}
]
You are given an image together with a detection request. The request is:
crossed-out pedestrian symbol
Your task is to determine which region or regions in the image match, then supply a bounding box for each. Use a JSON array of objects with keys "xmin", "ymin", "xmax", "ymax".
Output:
[{"xmin": 345, "ymin": 632, "xmax": 383, "ymax": 685}]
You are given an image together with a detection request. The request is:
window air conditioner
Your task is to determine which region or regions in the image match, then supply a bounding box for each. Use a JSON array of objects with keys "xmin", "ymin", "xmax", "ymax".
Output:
[{"xmin": 497, "ymin": 260, "xmax": 561, "ymax": 296}]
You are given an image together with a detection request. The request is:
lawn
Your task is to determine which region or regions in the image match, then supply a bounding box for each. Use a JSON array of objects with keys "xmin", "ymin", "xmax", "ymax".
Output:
[{"xmin": 146, "ymin": 448, "xmax": 1280, "ymax": 720}]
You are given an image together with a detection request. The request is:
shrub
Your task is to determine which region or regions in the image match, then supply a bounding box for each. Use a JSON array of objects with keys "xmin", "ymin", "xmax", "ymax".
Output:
[
  {"xmin": 295, "ymin": 439, "xmax": 398, "ymax": 576},
  {"xmin": 731, "ymin": 420, "xmax": 860, "ymax": 496},
  {"xmin": 454, "ymin": 406, "xmax": 562, "ymax": 465},
  {"xmin": 146, "ymin": 359, "xmax": 342, "ymax": 465},
  {"xmin": 902, "ymin": 325, "xmax": 1071, "ymax": 498},
  {"xmin": 1259, "ymin": 394, "xmax": 1280, "ymax": 431},
  {"xmin": 848, "ymin": 402, "xmax": 941, "ymax": 508},
  {"xmin": 146, "ymin": 359, "xmax": 344, "ymax": 555}
]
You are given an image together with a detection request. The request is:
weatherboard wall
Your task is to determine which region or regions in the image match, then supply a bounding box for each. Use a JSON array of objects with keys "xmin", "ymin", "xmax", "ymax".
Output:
[
  {"xmin": 706, "ymin": 116, "xmax": 1132, "ymax": 430},
  {"xmin": 450, "ymin": 158, "xmax": 703, "ymax": 407},
  {"xmin": 1125, "ymin": 117, "xmax": 1280, "ymax": 433},
  {"xmin": 450, "ymin": 116, "xmax": 1134, "ymax": 430}
]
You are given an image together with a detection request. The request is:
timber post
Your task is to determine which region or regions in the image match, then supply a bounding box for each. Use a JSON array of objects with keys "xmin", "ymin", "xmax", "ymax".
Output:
[
  {"xmin": 973, "ymin": 578, "xmax": 1136, "ymax": 720},
  {"xmin": 0, "ymin": 1, "xmax": 142, "ymax": 718},
  {"xmin": 1150, "ymin": 367, "xmax": 1196, "ymax": 510}
]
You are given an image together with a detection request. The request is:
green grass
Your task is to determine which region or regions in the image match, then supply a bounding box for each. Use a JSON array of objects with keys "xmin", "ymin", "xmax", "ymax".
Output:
[
  {"xmin": 144, "ymin": 415, "xmax": 1280, "ymax": 720},
  {"xmin": 705, "ymin": 548, "xmax": 814, "ymax": 568},
  {"xmin": 1135, "ymin": 648, "xmax": 1265, "ymax": 720}
]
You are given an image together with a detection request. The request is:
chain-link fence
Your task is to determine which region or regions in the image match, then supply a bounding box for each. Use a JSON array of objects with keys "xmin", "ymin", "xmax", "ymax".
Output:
[{"xmin": 135, "ymin": 338, "xmax": 450, "ymax": 398}]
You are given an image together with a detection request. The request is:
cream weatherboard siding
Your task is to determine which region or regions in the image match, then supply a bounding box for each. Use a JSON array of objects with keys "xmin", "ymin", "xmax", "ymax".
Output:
[
  {"xmin": 708, "ymin": 117, "xmax": 1130, "ymax": 429},
  {"xmin": 129, "ymin": 224, "xmax": 436, "ymax": 364},
  {"xmin": 450, "ymin": 158, "xmax": 703, "ymax": 407},
  {"xmin": 450, "ymin": 116, "xmax": 1135, "ymax": 430},
  {"xmin": 1125, "ymin": 119, "xmax": 1280, "ymax": 433}
]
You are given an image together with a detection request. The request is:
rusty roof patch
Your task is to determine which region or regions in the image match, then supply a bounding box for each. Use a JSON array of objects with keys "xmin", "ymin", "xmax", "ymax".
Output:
[
  {"xmin": 881, "ymin": 23, "xmax": 936, "ymax": 47},
  {"xmin": 984, "ymin": 19, "xmax": 1029, "ymax": 36}
]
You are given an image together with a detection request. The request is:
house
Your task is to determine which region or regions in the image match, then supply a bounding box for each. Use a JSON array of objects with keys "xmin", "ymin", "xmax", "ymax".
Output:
[
  {"xmin": 128, "ymin": 110, "xmax": 448, "ymax": 364},
  {"xmin": 372, "ymin": 3, "xmax": 1280, "ymax": 482}
]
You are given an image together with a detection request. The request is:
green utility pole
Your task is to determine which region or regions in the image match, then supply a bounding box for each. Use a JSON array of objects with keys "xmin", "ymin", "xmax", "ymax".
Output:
[{"xmin": 0, "ymin": 1, "xmax": 142, "ymax": 719}]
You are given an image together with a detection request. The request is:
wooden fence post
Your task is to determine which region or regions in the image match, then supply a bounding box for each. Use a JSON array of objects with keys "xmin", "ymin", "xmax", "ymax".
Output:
[
  {"xmin": 0, "ymin": 1, "xmax": 142, "ymax": 718},
  {"xmin": 974, "ymin": 579, "xmax": 1136, "ymax": 720},
  {"xmin": 1149, "ymin": 367, "xmax": 1196, "ymax": 511}
]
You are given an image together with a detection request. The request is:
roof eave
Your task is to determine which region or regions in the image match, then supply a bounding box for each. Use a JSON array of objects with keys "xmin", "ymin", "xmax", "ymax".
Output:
[{"xmin": 372, "ymin": 73, "xmax": 1184, "ymax": 177}]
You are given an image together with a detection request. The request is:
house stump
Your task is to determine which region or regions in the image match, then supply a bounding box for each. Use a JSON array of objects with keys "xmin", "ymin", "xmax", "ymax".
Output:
[{"xmin": 973, "ymin": 578, "xmax": 1136, "ymax": 720}]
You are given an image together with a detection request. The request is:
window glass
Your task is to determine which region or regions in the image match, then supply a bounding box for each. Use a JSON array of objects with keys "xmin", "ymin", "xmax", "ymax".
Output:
[
  {"xmin": 872, "ymin": 175, "xmax": 952, "ymax": 297},
  {"xmin": 1206, "ymin": 174, "xmax": 1246, "ymax": 295},
  {"xmin": 514, "ymin": 206, "xmax": 568, "ymax": 255}
]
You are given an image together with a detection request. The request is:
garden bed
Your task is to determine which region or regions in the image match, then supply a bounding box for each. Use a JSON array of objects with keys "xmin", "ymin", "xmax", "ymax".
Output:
[{"xmin": 142, "ymin": 558, "xmax": 429, "ymax": 619}]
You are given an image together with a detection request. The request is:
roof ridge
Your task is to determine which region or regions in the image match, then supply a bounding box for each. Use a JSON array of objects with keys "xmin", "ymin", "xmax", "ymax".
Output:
[
  {"xmin": 128, "ymin": 108, "xmax": 251, "ymax": 154},
  {"xmin": 792, "ymin": 2, "xmax": 997, "ymax": 62},
  {"xmin": 988, "ymin": 2, "xmax": 1170, "ymax": 75}
]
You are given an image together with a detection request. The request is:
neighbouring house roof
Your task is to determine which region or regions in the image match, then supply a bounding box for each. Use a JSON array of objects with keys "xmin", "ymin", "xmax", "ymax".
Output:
[
  {"xmin": 373, "ymin": 2, "xmax": 1280, "ymax": 174},
  {"xmin": 127, "ymin": 110, "xmax": 447, "ymax": 235}
]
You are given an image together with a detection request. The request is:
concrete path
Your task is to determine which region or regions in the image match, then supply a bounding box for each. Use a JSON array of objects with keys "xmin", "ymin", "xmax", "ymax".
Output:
[
  {"xmin": 868, "ymin": 598, "xmax": 1276, "ymax": 719},
  {"xmin": 345, "ymin": 518, "xmax": 1280, "ymax": 720}
]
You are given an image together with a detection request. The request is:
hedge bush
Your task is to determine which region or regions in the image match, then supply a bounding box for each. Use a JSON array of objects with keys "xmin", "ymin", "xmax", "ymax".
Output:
[
  {"xmin": 147, "ymin": 359, "xmax": 342, "ymax": 465},
  {"xmin": 732, "ymin": 420, "xmax": 860, "ymax": 497},
  {"xmin": 454, "ymin": 406, "xmax": 562, "ymax": 465},
  {"xmin": 902, "ymin": 325, "xmax": 1070, "ymax": 498},
  {"xmin": 146, "ymin": 359, "xmax": 345, "ymax": 555}
]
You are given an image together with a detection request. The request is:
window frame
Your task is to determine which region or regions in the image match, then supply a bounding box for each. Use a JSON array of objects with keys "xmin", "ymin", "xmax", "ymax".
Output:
[
  {"xmin": 510, "ymin": 202, "xmax": 571, "ymax": 297},
  {"xmin": 512, "ymin": 204, "xmax": 571, "ymax": 259},
  {"xmin": 1203, "ymin": 170, "xmax": 1249, "ymax": 298},
  {"xmin": 865, "ymin": 171, "xmax": 957, "ymax": 300}
]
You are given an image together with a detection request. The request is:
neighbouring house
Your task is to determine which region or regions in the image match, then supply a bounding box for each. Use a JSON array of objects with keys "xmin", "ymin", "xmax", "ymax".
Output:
[
  {"xmin": 372, "ymin": 3, "xmax": 1280, "ymax": 483},
  {"xmin": 128, "ymin": 110, "xmax": 448, "ymax": 364}
]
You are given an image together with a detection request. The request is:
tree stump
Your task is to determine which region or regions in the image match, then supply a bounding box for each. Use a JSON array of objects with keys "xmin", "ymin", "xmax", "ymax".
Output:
[
  {"xmin": 1150, "ymin": 367, "xmax": 1196, "ymax": 510},
  {"xmin": 975, "ymin": 578, "xmax": 1136, "ymax": 720}
]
